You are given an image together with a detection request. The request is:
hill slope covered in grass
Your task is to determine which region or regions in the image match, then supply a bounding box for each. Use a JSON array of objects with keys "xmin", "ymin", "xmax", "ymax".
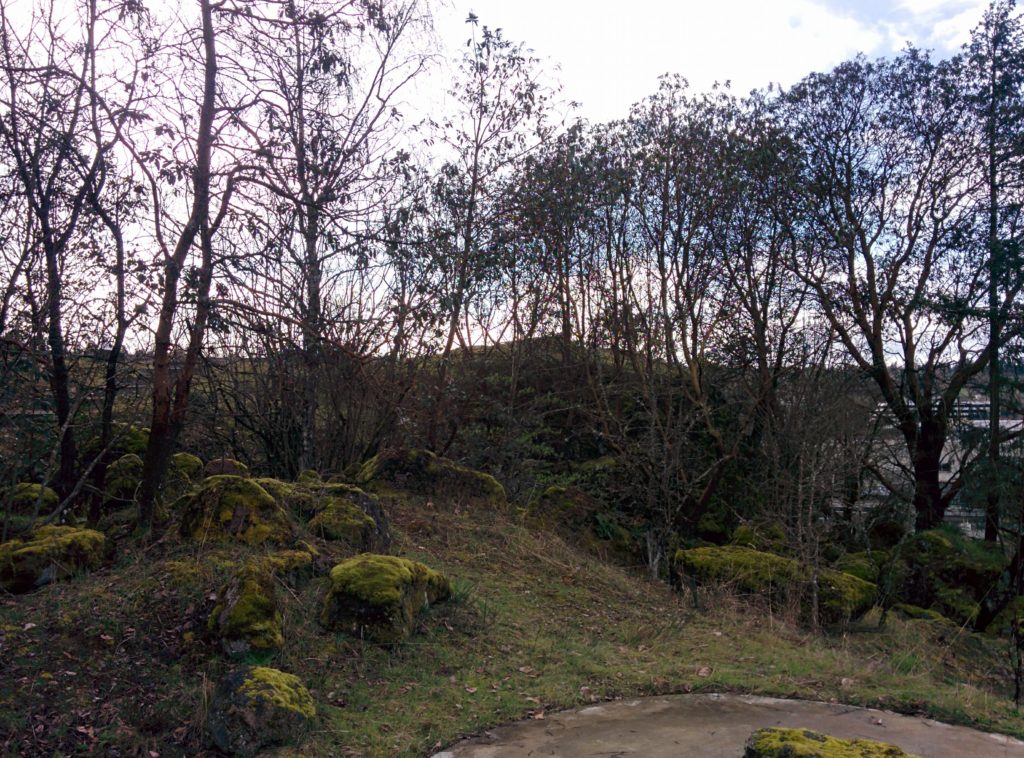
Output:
[{"xmin": 1, "ymin": 478, "xmax": 1022, "ymax": 756}]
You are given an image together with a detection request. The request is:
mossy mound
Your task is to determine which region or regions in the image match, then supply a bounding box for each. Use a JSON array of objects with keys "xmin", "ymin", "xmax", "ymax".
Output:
[
  {"xmin": 320, "ymin": 554, "xmax": 452, "ymax": 643},
  {"xmin": 892, "ymin": 603, "xmax": 955, "ymax": 625},
  {"xmin": 676, "ymin": 545, "xmax": 877, "ymax": 625},
  {"xmin": 834, "ymin": 552, "xmax": 880, "ymax": 585},
  {"xmin": 178, "ymin": 476, "xmax": 294, "ymax": 546},
  {"xmin": 208, "ymin": 666, "xmax": 315, "ymax": 757},
  {"xmin": 169, "ymin": 451, "xmax": 204, "ymax": 483},
  {"xmin": 0, "ymin": 525, "xmax": 108, "ymax": 593},
  {"xmin": 1, "ymin": 483, "xmax": 58, "ymax": 531},
  {"xmin": 296, "ymin": 469, "xmax": 322, "ymax": 486},
  {"xmin": 745, "ymin": 727, "xmax": 916, "ymax": 757},
  {"xmin": 204, "ymin": 457, "xmax": 250, "ymax": 478},
  {"xmin": 104, "ymin": 453, "xmax": 143, "ymax": 507},
  {"xmin": 898, "ymin": 527, "xmax": 1006, "ymax": 628},
  {"xmin": 730, "ymin": 523, "xmax": 787, "ymax": 553},
  {"xmin": 208, "ymin": 563, "xmax": 283, "ymax": 658},
  {"xmin": 355, "ymin": 448, "xmax": 506, "ymax": 508}
]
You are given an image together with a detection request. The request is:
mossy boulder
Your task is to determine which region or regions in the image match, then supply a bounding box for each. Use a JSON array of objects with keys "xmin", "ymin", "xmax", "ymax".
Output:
[
  {"xmin": 745, "ymin": 727, "xmax": 916, "ymax": 757},
  {"xmin": 208, "ymin": 666, "xmax": 315, "ymax": 757},
  {"xmin": 320, "ymin": 554, "xmax": 451, "ymax": 643},
  {"xmin": 104, "ymin": 453, "xmax": 143, "ymax": 507},
  {"xmin": 355, "ymin": 448, "xmax": 506, "ymax": 508},
  {"xmin": 310, "ymin": 484, "xmax": 391, "ymax": 552},
  {"xmin": 204, "ymin": 457, "xmax": 250, "ymax": 478},
  {"xmin": 1, "ymin": 483, "xmax": 58, "ymax": 531},
  {"xmin": 208, "ymin": 563, "xmax": 284, "ymax": 658},
  {"xmin": 171, "ymin": 452, "xmax": 204, "ymax": 481},
  {"xmin": 0, "ymin": 526, "xmax": 108, "ymax": 592},
  {"xmin": 897, "ymin": 527, "xmax": 1006, "ymax": 628},
  {"xmin": 676, "ymin": 545, "xmax": 877, "ymax": 625},
  {"xmin": 179, "ymin": 476, "xmax": 294, "ymax": 546}
]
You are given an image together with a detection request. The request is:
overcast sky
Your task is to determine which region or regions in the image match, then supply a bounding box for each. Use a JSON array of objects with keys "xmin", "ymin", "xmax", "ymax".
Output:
[{"xmin": 428, "ymin": 0, "xmax": 992, "ymax": 123}]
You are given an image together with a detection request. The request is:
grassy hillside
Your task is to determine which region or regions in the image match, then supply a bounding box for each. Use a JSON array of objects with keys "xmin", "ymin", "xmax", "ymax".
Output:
[{"xmin": 1, "ymin": 487, "xmax": 1022, "ymax": 757}]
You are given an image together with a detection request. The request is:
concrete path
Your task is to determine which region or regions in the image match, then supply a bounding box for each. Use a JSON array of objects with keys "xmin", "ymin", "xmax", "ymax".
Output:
[{"xmin": 433, "ymin": 693, "xmax": 1024, "ymax": 757}]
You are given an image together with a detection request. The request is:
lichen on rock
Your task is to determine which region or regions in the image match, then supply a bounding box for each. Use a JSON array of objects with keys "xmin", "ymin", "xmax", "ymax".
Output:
[
  {"xmin": 355, "ymin": 448, "xmax": 506, "ymax": 508},
  {"xmin": 744, "ymin": 726, "xmax": 916, "ymax": 757},
  {"xmin": 208, "ymin": 666, "xmax": 314, "ymax": 757},
  {"xmin": 320, "ymin": 553, "xmax": 451, "ymax": 643},
  {"xmin": 0, "ymin": 525, "xmax": 108, "ymax": 592},
  {"xmin": 208, "ymin": 562, "xmax": 284, "ymax": 658},
  {"xmin": 676, "ymin": 545, "xmax": 877, "ymax": 625},
  {"xmin": 178, "ymin": 475, "xmax": 294, "ymax": 546}
]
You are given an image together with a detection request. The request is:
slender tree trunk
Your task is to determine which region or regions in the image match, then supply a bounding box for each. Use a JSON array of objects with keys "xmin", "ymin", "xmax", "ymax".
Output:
[
  {"xmin": 137, "ymin": 0, "xmax": 219, "ymax": 531},
  {"xmin": 986, "ymin": 59, "xmax": 1002, "ymax": 542}
]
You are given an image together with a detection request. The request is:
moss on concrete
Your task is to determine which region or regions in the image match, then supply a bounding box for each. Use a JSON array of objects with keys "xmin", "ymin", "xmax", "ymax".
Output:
[{"xmin": 745, "ymin": 726, "xmax": 916, "ymax": 757}]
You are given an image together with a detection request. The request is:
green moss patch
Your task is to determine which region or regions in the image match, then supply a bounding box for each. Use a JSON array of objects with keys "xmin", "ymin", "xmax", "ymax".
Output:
[
  {"xmin": 745, "ymin": 727, "xmax": 916, "ymax": 757},
  {"xmin": 178, "ymin": 476, "xmax": 294, "ymax": 546},
  {"xmin": 1, "ymin": 484, "xmax": 58, "ymax": 532},
  {"xmin": 0, "ymin": 525, "xmax": 108, "ymax": 592},
  {"xmin": 321, "ymin": 553, "xmax": 452, "ymax": 643},
  {"xmin": 356, "ymin": 448, "xmax": 507, "ymax": 508},
  {"xmin": 677, "ymin": 545, "xmax": 877, "ymax": 625},
  {"xmin": 104, "ymin": 453, "xmax": 143, "ymax": 507}
]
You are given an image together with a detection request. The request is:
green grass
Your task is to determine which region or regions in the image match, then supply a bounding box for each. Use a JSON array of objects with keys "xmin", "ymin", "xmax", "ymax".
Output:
[{"xmin": 1, "ymin": 496, "xmax": 1023, "ymax": 756}]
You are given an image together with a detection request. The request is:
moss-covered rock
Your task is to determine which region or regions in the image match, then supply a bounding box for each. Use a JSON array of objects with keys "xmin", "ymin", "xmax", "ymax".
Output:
[
  {"xmin": 320, "ymin": 554, "xmax": 451, "ymax": 643},
  {"xmin": 204, "ymin": 457, "xmax": 250, "ymax": 478},
  {"xmin": 261, "ymin": 545, "xmax": 319, "ymax": 586},
  {"xmin": 1, "ymin": 483, "xmax": 59, "ymax": 531},
  {"xmin": 179, "ymin": 476, "xmax": 294, "ymax": 546},
  {"xmin": 892, "ymin": 603, "xmax": 955, "ymax": 625},
  {"xmin": 310, "ymin": 484, "xmax": 391, "ymax": 553},
  {"xmin": 208, "ymin": 563, "xmax": 283, "ymax": 658},
  {"xmin": 104, "ymin": 453, "xmax": 143, "ymax": 507},
  {"xmin": 170, "ymin": 451, "xmax": 204, "ymax": 482},
  {"xmin": 676, "ymin": 545, "xmax": 877, "ymax": 625},
  {"xmin": 745, "ymin": 727, "xmax": 916, "ymax": 757},
  {"xmin": 897, "ymin": 527, "xmax": 1006, "ymax": 628},
  {"xmin": 355, "ymin": 448, "xmax": 506, "ymax": 508},
  {"xmin": 208, "ymin": 666, "xmax": 315, "ymax": 757},
  {"xmin": 0, "ymin": 526, "xmax": 108, "ymax": 592},
  {"xmin": 296, "ymin": 469, "xmax": 322, "ymax": 486},
  {"xmin": 255, "ymin": 478, "xmax": 319, "ymax": 519}
]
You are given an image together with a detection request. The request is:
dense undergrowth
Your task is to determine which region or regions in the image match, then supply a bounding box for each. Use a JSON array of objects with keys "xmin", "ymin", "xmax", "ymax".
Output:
[{"xmin": 1, "ymin": 490, "xmax": 1022, "ymax": 757}]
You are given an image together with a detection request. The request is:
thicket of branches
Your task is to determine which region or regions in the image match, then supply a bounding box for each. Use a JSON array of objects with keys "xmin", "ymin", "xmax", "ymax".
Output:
[{"xmin": 2, "ymin": 0, "xmax": 1024, "ymax": 569}]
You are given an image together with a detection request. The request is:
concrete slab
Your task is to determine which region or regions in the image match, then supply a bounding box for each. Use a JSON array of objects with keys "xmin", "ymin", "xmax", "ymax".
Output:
[{"xmin": 433, "ymin": 693, "xmax": 1024, "ymax": 757}]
